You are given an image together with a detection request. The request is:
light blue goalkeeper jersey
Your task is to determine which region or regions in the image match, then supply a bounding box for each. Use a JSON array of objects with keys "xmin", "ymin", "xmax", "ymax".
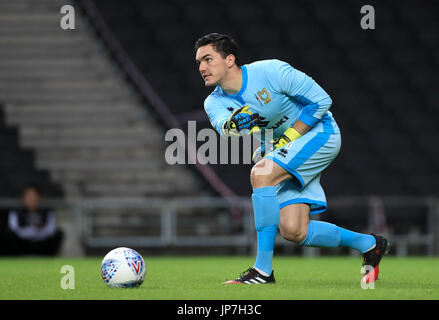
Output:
[{"xmin": 204, "ymin": 59, "xmax": 340, "ymax": 139}]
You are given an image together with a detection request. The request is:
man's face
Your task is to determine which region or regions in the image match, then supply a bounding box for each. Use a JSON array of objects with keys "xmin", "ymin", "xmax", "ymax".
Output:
[
  {"xmin": 23, "ymin": 188, "xmax": 40, "ymax": 211},
  {"xmin": 195, "ymin": 44, "xmax": 230, "ymax": 87}
]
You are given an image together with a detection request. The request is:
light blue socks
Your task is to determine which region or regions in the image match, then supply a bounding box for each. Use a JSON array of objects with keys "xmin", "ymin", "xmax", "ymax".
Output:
[
  {"xmin": 300, "ymin": 220, "xmax": 376, "ymax": 253},
  {"xmin": 252, "ymin": 186, "xmax": 280, "ymax": 276},
  {"xmin": 251, "ymin": 187, "xmax": 376, "ymax": 276}
]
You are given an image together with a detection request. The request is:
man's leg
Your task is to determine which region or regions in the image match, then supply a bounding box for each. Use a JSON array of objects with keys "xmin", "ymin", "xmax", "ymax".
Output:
[
  {"xmin": 267, "ymin": 131, "xmax": 387, "ymax": 283},
  {"xmin": 279, "ymin": 204, "xmax": 389, "ymax": 283},
  {"xmin": 251, "ymin": 159, "xmax": 291, "ymax": 276},
  {"xmin": 224, "ymin": 159, "xmax": 291, "ymax": 284},
  {"xmin": 279, "ymin": 204, "xmax": 376, "ymax": 253}
]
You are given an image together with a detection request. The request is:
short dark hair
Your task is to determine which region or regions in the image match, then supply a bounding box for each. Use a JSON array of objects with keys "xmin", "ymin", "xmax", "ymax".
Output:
[
  {"xmin": 23, "ymin": 184, "xmax": 41, "ymax": 196},
  {"xmin": 194, "ymin": 33, "xmax": 240, "ymax": 66}
]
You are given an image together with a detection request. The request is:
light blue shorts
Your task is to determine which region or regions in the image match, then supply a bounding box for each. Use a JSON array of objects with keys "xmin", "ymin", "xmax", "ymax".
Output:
[{"xmin": 265, "ymin": 131, "xmax": 341, "ymax": 214}]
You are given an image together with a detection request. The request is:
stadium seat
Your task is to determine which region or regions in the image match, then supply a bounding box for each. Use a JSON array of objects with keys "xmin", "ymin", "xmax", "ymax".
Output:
[
  {"xmin": 86, "ymin": 0, "xmax": 439, "ymax": 197},
  {"xmin": 0, "ymin": 107, "xmax": 63, "ymax": 197}
]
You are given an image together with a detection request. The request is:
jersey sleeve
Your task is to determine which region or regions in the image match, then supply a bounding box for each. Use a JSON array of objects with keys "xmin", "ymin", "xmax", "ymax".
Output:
[
  {"xmin": 204, "ymin": 95, "xmax": 230, "ymax": 137},
  {"xmin": 267, "ymin": 59, "xmax": 333, "ymax": 128}
]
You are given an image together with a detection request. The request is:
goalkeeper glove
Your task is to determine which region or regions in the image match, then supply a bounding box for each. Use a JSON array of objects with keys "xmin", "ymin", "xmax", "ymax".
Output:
[
  {"xmin": 222, "ymin": 106, "xmax": 261, "ymax": 136},
  {"xmin": 252, "ymin": 127, "xmax": 302, "ymax": 162}
]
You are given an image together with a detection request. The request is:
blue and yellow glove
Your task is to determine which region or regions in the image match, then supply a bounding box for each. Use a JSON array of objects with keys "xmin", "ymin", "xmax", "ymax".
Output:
[
  {"xmin": 252, "ymin": 127, "xmax": 302, "ymax": 163},
  {"xmin": 222, "ymin": 106, "xmax": 261, "ymax": 136}
]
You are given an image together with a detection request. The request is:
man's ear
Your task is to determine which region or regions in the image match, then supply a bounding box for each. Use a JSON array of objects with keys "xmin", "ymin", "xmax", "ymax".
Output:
[{"xmin": 226, "ymin": 54, "xmax": 236, "ymax": 68}]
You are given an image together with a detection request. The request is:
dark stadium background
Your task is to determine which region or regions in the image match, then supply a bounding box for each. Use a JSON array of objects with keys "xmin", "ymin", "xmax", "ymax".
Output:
[
  {"xmin": 0, "ymin": 0, "xmax": 438, "ymax": 256},
  {"xmin": 90, "ymin": 0, "xmax": 439, "ymax": 197}
]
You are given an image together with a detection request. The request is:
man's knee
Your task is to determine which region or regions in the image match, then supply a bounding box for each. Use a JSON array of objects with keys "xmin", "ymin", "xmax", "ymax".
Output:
[
  {"xmin": 250, "ymin": 165, "xmax": 271, "ymax": 188},
  {"xmin": 250, "ymin": 159, "xmax": 289, "ymax": 188},
  {"xmin": 278, "ymin": 205, "xmax": 310, "ymax": 243},
  {"xmin": 279, "ymin": 221, "xmax": 308, "ymax": 243}
]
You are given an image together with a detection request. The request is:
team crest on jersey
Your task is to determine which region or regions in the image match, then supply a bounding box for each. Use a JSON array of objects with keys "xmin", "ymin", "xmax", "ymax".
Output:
[{"xmin": 256, "ymin": 88, "xmax": 272, "ymax": 105}]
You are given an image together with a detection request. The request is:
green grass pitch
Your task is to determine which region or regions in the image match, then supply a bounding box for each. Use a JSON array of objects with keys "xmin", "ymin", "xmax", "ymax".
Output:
[{"xmin": 0, "ymin": 256, "xmax": 438, "ymax": 300}]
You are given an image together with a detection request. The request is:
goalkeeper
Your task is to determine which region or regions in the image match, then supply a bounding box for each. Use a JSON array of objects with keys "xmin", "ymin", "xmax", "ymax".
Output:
[{"xmin": 195, "ymin": 33, "xmax": 388, "ymax": 284}]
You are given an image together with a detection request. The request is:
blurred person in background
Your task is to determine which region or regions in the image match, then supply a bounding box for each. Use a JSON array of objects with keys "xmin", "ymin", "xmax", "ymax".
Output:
[{"xmin": 3, "ymin": 185, "xmax": 63, "ymax": 256}]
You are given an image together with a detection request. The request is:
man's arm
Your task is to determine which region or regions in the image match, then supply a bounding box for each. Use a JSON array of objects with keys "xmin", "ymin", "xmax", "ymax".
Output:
[
  {"xmin": 291, "ymin": 119, "xmax": 312, "ymax": 136},
  {"xmin": 268, "ymin": 59, "xmax": 333, "ymax": 132},
  {"xmin": 34, "ymin": 212, "xmax": 56, "ymax": 241},
  {"xmin": 204, "ymin": 95, "xmax": 230, "ymax": 137},
  {"xmin": 8, "ymin": 210, "xmax": 37, "ymax": 239},
  {"xmin": 252, "ymin": 61, "xmax": 331, "ymax": 162}
]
